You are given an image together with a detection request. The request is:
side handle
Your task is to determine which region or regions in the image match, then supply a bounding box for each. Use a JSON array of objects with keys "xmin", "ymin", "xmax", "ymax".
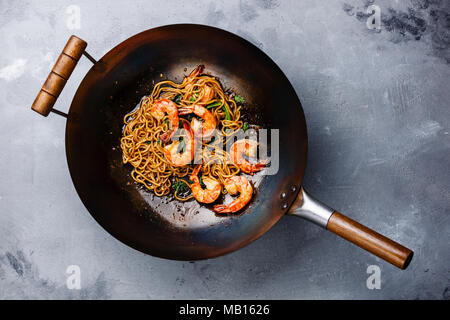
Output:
[
  {"xmin": 31, "ymin": 35, "xmax": 87, "ymax": 117},
  {"xmin": 288, "ymin": 188, "xmax": 413, "ymax": 270}
]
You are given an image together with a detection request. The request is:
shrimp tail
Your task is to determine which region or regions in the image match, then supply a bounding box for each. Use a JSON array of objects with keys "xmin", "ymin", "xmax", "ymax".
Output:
[
  {"xmin": 178, "ymin": 107, "xmax": 193, "ymax": 115},
  {"xmin": 189, "ymin": 65, "xmax": 205, "ymax": 78},
  {"xmin": 183, "ymin": 121, "xmax": 193, "ymax": 138},
  {"xmin": 213, "ymin": 204, "xmax": 231, "ymax": 214},
  {"xmin": 184, "ymin": 121, "xmax": 197, "ymax": 161},
  {"xmin": 160, "ymin": 131, "xmax": 172, "ymax": 143},
  {"xmin": 191, "ymin": 164, "xmax": 202, "ymax": 181},
  {"xmin": 254, "ymin": 160, "xmax": 269, "ymax": 171}
]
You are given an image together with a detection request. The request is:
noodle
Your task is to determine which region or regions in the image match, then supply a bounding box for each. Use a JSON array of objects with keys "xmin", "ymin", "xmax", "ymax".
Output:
[{"xmin": 120, "ymin": 66, "xmax": 244, "ymax": 200}]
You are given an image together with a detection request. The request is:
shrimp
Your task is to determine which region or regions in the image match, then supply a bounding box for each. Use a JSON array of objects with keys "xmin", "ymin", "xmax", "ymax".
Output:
[
  {"xmin": 178, "ymin": 104, "xmax": 217, "ymax": 139},
  {"xmin": 197, "ymin": 85, "xmax": 215, "ymax": 103},
  {"xmin": 189, "ymin": 165, "xmax": 222, "ymax": 204},
  {"xmin": 150, "ymin": 99, "xmax": 179, "ymax": 143},
  {"xmin": 230, "ymin": 139, "xmax": 268, "ymax": 174},
  {"xmin": 213, "ymin": 176, "xmax": 253, "ymax": 213},
  {"xmin": 184, "ymin": 65, "xmax": 215, "ymax": 104},
  {"xmin": 163, "ymin": 122, "xmax": 196, "ymax": 167},
  {"xmin": 184, "ymin": 65, "xmax": 204, "ymax": 84}
]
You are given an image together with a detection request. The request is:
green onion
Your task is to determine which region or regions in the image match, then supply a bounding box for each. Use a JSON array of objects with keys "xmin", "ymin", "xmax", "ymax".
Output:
[
  {"xmin": 243, "ymin": 122, "xmax": 249, "ymax": 132},
  {"xmin": 223, "ymin": 105, "xmax": 231, "ymax": 120},
  {"xmin": 206, "ymin": 101, "xmax": 222, "ymax": 109},
  {"xmin": 145, "ymin": 140, "xmax": 151, "ymax": 145}
]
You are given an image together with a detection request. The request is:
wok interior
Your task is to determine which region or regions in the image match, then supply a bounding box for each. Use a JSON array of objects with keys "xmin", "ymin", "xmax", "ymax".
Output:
[{"xmin": 66, "ymin": 25, "xmax": 307, "ymax": 260}]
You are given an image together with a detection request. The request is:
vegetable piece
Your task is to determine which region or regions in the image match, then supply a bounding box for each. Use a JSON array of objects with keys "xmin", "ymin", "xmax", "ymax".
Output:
[
  {"xmin": 173, "ymin": 180, "xmax": 190, "ymax": 194},
  {"xmin": 172, "ymin": 94, "xmax": 182, "ymax": 104},
  {"xmin": 234, "ymin": 95, "xmax": 245, "ymax": 104},
  {"xmin": 206, "ymin": 101, "xmax": 222, "ymax": 109},
  {"xmin": 222, "ymin": 105, "xmax": 231, "ymax": 120},
  {"xmin": 242, "ymin": 122, "xmax": 249, "ymax": 132}
]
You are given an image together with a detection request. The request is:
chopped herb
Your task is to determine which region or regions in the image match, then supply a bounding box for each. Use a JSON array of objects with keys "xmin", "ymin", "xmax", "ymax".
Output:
[
  {"xmin": 173, "ymin": 181, "xmax": 181, "ymax": 192},
  {"xmin": 172, "ymin": 94, "xmax": 182, "ymax": 104},
  {"xmin": 187, "ymin": 178, "xmax": 194, "ymax": 184},
  {"xmin": 165, "ymin": 119, "xmax": 169, "ymax": 127},
  {"xmin": 173, "ymin": 180, "xmax": 190, "ymax": 194},
  {"xmin": 234, "ymin": 95, "xmax": 245, "ymax": 104},
  {"xmin": 145, "ymin": 140, "xmax": 151, "ymax": 145},
  {"xmin": 206, "ymin": 101, "xmax": 222, "ymax": 109},
  {"xmin": 158, "ymin": 138, "xmax": 161, "ymax": 145},
  {"xmin": 242, "ymin": 122, "xmax": 249, "ymax": 132},
  {"xmin": 190, "ymin": 95, "xmax": 196, "ymax": 102}
]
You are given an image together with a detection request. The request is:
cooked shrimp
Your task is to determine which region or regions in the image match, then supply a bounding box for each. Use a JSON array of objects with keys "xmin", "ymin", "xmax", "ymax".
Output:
[
  {"xmin": 184, "ymin": 65, "xmax": 204, "ymax": 84},
  {"xmin": 163, "ymin": 122, "xmax": 195, "ymax": 167},
  {"xmin": 189, "ymin": 165, "xmax": 221, "ymax": 203},
  {"xmin": 230, "ymin": 139, "xmax": 268, "ymax": 174},
  {"xmin": 183, "ymin": 65, "xmax": 214, "ymax": 104},
  {"xmin": 197, "ymin": 84, "xmax": 215, "ymax": 103},
  {"xmin": 213, "ymin": 176, "xmax": 253, "ymax": 213},
  {"xmin": 178, "ymin": 104, "xmax": 217, "ymax": 139},
  {"xmin": 150, "ymin": 99, "xmax": 179, "ymax": 143}
]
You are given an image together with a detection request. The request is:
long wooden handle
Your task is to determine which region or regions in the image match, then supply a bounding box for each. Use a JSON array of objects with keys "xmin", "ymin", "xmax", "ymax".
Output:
[
  {"xmin": 327, "ymin": 212, "xmax": 413, "ymax": 269},
  {"xmin": 31, "ymin": 35, "xmax": 87, "ymax": 117}
]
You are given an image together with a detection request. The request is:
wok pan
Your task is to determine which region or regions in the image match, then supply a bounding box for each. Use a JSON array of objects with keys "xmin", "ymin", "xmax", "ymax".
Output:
[{"xmin": 31, "ymin": 25, "xmax": 413, "ymax": 269}]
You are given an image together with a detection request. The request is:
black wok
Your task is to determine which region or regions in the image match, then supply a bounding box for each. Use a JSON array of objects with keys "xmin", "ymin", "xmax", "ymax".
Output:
[{"xmin": 31, "ymin": 24, "xmax": 413, "ymax": 269}]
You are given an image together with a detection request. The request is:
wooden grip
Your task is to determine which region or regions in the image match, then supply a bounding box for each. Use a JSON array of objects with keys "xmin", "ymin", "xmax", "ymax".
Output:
[
  {"xmin": 327, "ymin": 212, "xmax": 413, "ymax": 269},
  {"xmin": 31, "ymin": 35, "xmax": 87, "ymax": 116}
]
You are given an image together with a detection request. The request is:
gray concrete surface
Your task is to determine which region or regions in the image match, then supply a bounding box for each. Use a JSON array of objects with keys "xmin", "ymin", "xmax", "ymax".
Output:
[{"xmin": 1, "ymin": 0, "xmax": 449, "ymax": 299}]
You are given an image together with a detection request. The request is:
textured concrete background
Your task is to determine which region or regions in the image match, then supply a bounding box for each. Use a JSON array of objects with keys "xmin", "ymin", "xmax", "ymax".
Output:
[{"xmin": 1, "ymin": 0, "xmax": 449, "ymax": 299}]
